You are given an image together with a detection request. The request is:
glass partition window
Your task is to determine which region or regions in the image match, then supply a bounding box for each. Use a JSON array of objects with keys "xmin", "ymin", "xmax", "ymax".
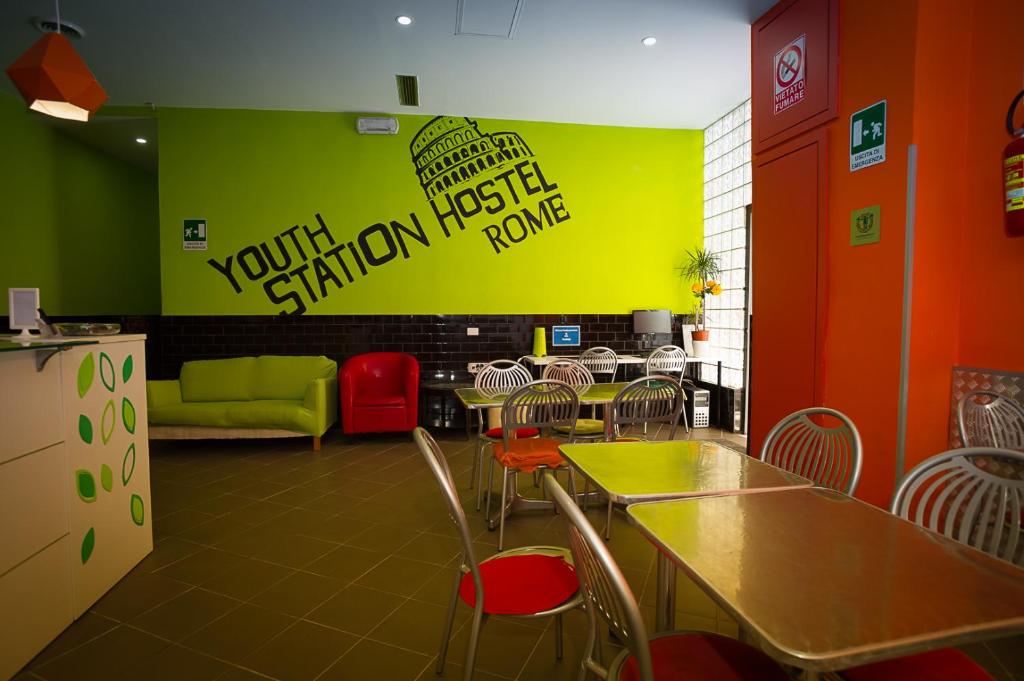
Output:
[{"xmin": 702, "ymin": 100, "xmax": 751, "ymax": 390}]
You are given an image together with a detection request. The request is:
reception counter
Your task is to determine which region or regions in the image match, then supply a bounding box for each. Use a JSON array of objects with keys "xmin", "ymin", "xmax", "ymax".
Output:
[{"xmin": 0, "ymin": 335, "xmax": 151, "ymax": 679}]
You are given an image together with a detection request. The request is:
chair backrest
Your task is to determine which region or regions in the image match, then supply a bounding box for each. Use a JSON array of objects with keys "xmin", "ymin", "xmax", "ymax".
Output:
[
  {"xmin": 412, "ymin": 427, "xmax": 484, "ymax": 605},
  {"xmin": 544, "ymin": 474, "xmax": 653, "ymax": 681},
  {"xmin": 958, "ymin": 391, "xmax": 1024, "ymax": 450},
  {"xmin": 541, "ymin": 359, "xmax": 594, "ymax": 387},
  {"xmin": 501, "ymin": 380, "xmax": 580, "ymax": 445},
  {"xmin": 475, "ymin": 359, "xmax": 533, "ymax": 391},
  {"xmin": 760, "ymin": 407, "xmax": 863, "ymax": 494},
  {"xmin": 606, "ymin": 376, "xmax": 685, "ymax": 441},
  {"xmin": 645, "ymin": 345, "xmax": 687, "ymax": 377},
  {"xmin": 892, "ymin": 447, "xmax": 1024, "ymax": 566},
  {"xmin": 579, "ymin": 347, "xmax": 618, "ymax": 381}
]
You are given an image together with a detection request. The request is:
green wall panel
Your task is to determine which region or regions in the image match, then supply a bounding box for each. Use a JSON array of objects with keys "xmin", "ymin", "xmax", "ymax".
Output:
[
  {"xmin": 0, "ymin": 95, "xmax": 161, "ymax": 316},
  {"xmin": 158, "ymin": 109, "xmax": 703, "ymax": 315}
]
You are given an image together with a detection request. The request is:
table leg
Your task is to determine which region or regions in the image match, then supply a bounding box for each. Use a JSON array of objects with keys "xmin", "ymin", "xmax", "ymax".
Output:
[{"xmin": 654, "ymin": 552, "xmax": 676, "ymax": 632}]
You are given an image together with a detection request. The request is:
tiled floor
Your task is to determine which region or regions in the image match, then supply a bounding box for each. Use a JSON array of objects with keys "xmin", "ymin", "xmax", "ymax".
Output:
[{"xmin": 14, "ymin": 427, "xmax": 1024, "ymax": 681}]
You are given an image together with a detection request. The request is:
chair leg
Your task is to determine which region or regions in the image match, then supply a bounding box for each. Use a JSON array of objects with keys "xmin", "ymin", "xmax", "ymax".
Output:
[
  {"xmin": 498, "ymin": 468, "xmax": 510, "ymax": 551},
  {"xmin": 605, "ymin": 500, "xmax": 613, "ymax": 541},
  {"xmin": 474, "ymin": 439, "xmax": 486, "ymax": 511},
  {"xmin": 484, "ymin": 453, "xmax": 496, "ymax": 520},
  {"xmin": 437, "ymin": 570, "xmax": 462, "ymax": 675},
  {"xmin": 555, "ymin": 612, "xmax": 564, "ymax": 660},
  {"xmin": 682, "ymin": 409, "xmax": 690, "ymax": 434},
  {"xmin": 578, "ymin": 609, "xmax": 596, "ymax": 681},
  {"xmin": 463, "ymin": 611, "xmax": 488, "ymax": 681},
  {"xmin": 582, "ymin": 479, "xmax": 590, "ymax": 512},
  {"xmin": 471, "ymin": 437, "xmax": 480, "ymax": 490},
  {"xmin": 312, "ymin": 436, "xmax": 321, "ymax": 452}
]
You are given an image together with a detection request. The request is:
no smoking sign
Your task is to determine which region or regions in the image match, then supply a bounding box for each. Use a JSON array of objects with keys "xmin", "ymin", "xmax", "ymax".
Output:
[{"xmin": 773, "ymin": 34, "xmax": 806, "ymax": 115}]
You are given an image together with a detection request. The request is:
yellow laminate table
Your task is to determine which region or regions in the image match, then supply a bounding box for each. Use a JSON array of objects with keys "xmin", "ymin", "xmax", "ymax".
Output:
[
  {"xmin": 627, "ymin": 487, "xmax": 1024, "ymax": 676},
  {"xmin": 558, "ymin": 440, "xmax": 811, "ymax": 504}
]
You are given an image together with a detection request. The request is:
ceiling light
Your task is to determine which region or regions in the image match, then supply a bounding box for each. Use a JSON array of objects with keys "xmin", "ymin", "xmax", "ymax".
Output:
[
  {"xmin": 5, "ymin": 3, "xmax": 106, "ymax": 122},
  {"xmin": 641, "ymin": 36, "xmax": 657, "ymax": 47},
  {"xmin": 135, "ymin": 137, "xmax": 147, "ymax": 144},
  {"xmin": 396, "ymin": 15, "xmax": 413, "ymax": 26}
]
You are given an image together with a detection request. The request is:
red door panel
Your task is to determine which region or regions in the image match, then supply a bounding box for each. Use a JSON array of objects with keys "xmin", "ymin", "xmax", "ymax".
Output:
[{"xmin": 749, "ymin": 130, "xmax": 828, "ymax": 455}]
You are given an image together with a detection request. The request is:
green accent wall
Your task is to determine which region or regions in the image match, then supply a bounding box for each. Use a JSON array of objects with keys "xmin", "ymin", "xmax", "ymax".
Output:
[
  {"xmin": 158, "ymin": 108, "xmax": 703, "ymax": 315},
  {"xmin": 0, "ymin": 94, "xmax": 160, "ymax": 317}
]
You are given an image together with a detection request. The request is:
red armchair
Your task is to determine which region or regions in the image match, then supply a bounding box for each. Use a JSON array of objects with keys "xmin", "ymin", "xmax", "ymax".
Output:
[{"xmin": 340, "ymin": 352, "xmax": 419, "ymax": 434}]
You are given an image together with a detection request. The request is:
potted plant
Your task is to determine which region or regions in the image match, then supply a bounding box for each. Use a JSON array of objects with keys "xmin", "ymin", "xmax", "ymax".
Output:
[{"xmin": 678, "ymin": 247, "xmax": 722, "ymax": 357}]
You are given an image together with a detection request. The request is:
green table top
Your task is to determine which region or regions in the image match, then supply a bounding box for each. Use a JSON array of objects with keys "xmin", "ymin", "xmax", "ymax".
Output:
[
  {"xmin": 455, "ymin": 381, "xmax": 628, "ymax": 409},
  {"xmin": 558, "ymin": 440, "xmax": 812, "ymax": 503}
]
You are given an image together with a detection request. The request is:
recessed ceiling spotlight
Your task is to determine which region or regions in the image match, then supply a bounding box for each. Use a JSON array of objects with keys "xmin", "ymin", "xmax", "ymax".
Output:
[
  {"xmin": 396, "ymin": 15, "xmax": 413, "ymax": 26},
  {"xmin": 641, "ymin": 36, "xmax": 657, "ymax": 47},
  {"xmin": 135, "ymin": 137, "xmax": 147, "ymax": 144}
]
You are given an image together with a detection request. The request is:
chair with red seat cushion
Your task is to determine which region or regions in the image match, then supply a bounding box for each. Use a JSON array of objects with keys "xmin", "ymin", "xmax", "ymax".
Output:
[
  {"xmin": 413, "ymin": 428, "xmax": 583, "ymax": 681},
  {"xmin": 340, "ymin": 352, "xmax": 418, "ymax": 434},
  {"xmin": 543, "ymin": 474, "xmax": 789, "ymax": 681},
  {"xmin": 470, "ymin": 359, "xmax": 537, "ymax": 511}
]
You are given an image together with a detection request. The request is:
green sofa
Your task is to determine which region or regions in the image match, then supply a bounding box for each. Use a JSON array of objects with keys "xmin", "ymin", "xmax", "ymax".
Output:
[{"xmin": 147, "ymin": 355, "xmax": 338, "ymax": 450}]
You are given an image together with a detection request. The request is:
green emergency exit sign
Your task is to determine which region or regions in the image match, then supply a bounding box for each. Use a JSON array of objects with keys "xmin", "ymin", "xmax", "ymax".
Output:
[
  {"xmin": 183, "ymin": 219, "xmax": 207, "ymax": 251},
  {"xmin": 850, "ymin": 100, "xmax": 887, "ymax": 172}
]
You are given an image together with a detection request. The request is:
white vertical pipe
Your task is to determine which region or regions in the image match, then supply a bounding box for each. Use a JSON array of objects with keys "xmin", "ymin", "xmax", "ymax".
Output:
[{"xmin": 895, "ymin": 145, "xmax": 918, "ymax": 485}]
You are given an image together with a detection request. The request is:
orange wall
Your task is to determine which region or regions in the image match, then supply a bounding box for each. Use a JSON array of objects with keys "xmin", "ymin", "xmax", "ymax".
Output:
[
  {"xmin": 818, "ymin": 0, "xmax": 918, "ymax": 507},
  {"xmin": 903, "ymin": 1, "xmax": 971, "ymax": 473},
  {"xmin": 957, "ymin": 0, "xmax": 1024, "ymax": 372},
  {"xmin": 751, "ymin": 0, "xmax": 1023, "ymax": 506}
]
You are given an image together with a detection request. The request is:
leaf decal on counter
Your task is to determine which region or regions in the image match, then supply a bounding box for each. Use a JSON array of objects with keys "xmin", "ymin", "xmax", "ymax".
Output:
[
  {"xmin": 76, "ymin": 469, "xmax": 96, "ymax": 502},
  {"xmin": 101, "ymin": 400, "xmax": 116, "ymax": 444},
  {"xmin": 122, "ymin": 443, "xmax": 136, "ymax": 486},
  {"xmin": 81, "ymin": 528, "xmax": 95, "ymax": 564},
  {"xmin": 78, "ymin": 414, "xmax": 93, "ymax": 444},
  {"xmin": 122, "ymin": 398, "xmax": 136, "ymax": 434},
  {"xmin": 77, "ymin": 353, "xmax": 94, "ymax": 398},
  {"xmin": 99, "ymin": 352, "xmax": 115, "ymax": 392},
  {"xmin": 130, "ymin": 495, "xmax": 145, "ymax": 526}
]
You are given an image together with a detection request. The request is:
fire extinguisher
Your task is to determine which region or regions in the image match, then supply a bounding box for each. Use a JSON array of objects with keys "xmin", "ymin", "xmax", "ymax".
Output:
[{"xmin": 1005, "ymin": 90, "xmax": 1024, "ymax": 237}]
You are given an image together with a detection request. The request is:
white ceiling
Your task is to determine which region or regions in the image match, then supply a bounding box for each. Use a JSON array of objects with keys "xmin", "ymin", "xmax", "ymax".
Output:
[{"xmin": 0, "ymin": 0, "xmax": 774, "ymax": 129}]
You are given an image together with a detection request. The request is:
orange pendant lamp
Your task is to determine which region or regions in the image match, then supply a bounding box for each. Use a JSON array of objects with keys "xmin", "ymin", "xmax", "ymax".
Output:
[{"xmin": 6, "ymin": 23, "xmax": 107, "ymax": 122}]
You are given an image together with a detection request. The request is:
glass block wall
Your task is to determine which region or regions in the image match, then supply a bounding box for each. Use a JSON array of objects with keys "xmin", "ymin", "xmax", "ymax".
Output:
[{"xmin": 701, "ymin": 100, "xmax": 751, "ymax": 390}]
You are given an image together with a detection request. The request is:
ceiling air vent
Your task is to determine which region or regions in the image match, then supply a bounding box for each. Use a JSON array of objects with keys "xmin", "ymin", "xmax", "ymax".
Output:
[{"xmin": 396, "ymin": 74, "xmax": 419, "ymax": 107}]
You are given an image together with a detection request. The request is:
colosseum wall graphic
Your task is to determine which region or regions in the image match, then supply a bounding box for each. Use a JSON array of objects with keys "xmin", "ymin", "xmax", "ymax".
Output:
[{"xmin": 206, "ymin": 115, "xmax": 572, "ymax": 315}]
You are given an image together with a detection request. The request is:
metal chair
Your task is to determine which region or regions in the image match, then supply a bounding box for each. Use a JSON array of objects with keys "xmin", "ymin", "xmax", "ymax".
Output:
[
  {"xmin": 644, "ymin": 344, "xmax": 688, "ymax": 380},
  {"xmin": 958, "ymin": 390, "xmax": 1024, "ymax": 450},
  {"xmin": 580, "ymin": 346, "xmax": 619, "ymax": 383},
  {"xmin": 842, "ymin": 446, "xmax": 1024, "ymax": 681},
  {"xmin": 892, "ymin": 447, "xmax": 1024, "ymax": 565},
  {"xmin": 413, "ymin": 428, "xmax": 583, "ymax": 681},
  {"xmin": 486, "ymin": 379, "xmax": 580, "ymax": 550},
  {"xmin": 644, "ymin": 345, "xmax": 690, "ymax": 432},
  {"xmin": 471, "ymin": 360, "xmax": 536, "ymax": 510},
  {"xmin": 543, "ymin": 359, "xmax": 604, "ymax": 440},
  {"xmin": 543, "ymin": 474, "xmax": 788, "ymax": 681},
  {"xmin": 759, "ymin": 407, "xmax": 863, "ymax": 495},
  {"xmin": 586, "ymin": 376, "xmax": 686, "ymax": 539}
]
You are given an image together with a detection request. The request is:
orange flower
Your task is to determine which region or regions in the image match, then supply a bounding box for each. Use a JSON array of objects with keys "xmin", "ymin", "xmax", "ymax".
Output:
[
  {"xmin": 690, "ymin": 282, "xmax": 702, "ymax": 293},
  {"xmin": 706, "ymin": 279, "xmax": 717, "ymax": 289},
  {"xmin": 711, "ymin": 284, "xmax": 723, "ymax": 296}
]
